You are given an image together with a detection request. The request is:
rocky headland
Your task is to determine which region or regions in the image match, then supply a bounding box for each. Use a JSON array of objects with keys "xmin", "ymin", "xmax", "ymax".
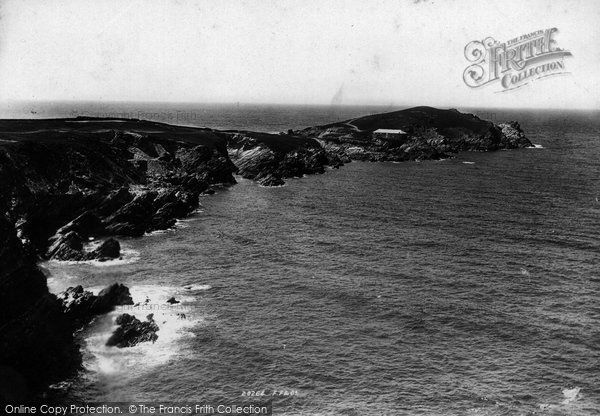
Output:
[{"xmin": 0, "ymin": 107, "xmax": 532, "ymax": 400}]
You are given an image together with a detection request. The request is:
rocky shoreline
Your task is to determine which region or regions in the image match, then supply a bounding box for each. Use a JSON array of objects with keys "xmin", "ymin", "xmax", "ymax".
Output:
[{"xmin": 0, "ymin": 107, "xmax": 532, "ymax": 400}]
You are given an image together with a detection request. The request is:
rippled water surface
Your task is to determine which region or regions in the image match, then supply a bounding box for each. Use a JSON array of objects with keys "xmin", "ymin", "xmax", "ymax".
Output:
[{"xmin": 44, "ymin": 107, "xmax": 600, "ymax": 415}]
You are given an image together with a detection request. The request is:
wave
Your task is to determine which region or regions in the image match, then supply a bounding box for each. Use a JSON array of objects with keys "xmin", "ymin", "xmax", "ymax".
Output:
[
  {"xmin": 144, "ymin": 216, "xmax": 201, "ymax": 235},
  {"xmin": 144, "ymin": 228, "xmax": 173, "ymax": 236},
  {"xmin": 539, "ymin": 386, "xmax": 582, "ymax": 412},
  {"xmin": 46, "ymin": 247, "xmax": 141, "ymax": 267},
  {"xmin": 174, "ymin": 217, "xmax": 201, "ymax": 229},
  {"xmin": 82, "ymin": 284, "xmax": 205, "ymax": 377},
  {"xmin": 527, "ymin": 144, "xmax": 545, "ymax": 149},
  {"xmin": 561, "ymin": 387, "xmax": 581, "ymax": 404},
  {"xmin": 183, "ymin": 284, "xmax": 212, "ymax": 291},
  {"xmin": 258, "ymin": 183, "xmax": 287, "ymax": 188}
]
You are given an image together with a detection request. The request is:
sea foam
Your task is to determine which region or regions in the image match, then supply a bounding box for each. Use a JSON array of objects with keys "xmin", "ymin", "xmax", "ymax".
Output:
[{"xmin": 83, "ymin": 284, "xmax": 205, "ymax": 377}]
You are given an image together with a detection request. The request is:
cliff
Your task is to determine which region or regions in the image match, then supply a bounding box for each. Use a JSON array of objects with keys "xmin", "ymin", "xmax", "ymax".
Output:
[
  {"xmin": 224, "ymin": 107, "xmax": 532, "ymax": 184},
  {"xmin": 226, "ymin": 131, "xmax": 330, "ymax": 186},
  {"xmin": 0, "ymin": 118, "xmax": 237, "ymax": 257},
  {"xmin": 0, "ymin": 117, "xmax": 238, "ymax": 399},
  {"xmin": 0, "ymin": 215, "xmax": 80, "ymax": 401}
]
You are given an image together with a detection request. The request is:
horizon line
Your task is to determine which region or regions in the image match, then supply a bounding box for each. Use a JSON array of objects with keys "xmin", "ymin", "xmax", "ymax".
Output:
[{"xmin": 1, "ymin": 98, "xmax": 599, "ymax": 112}]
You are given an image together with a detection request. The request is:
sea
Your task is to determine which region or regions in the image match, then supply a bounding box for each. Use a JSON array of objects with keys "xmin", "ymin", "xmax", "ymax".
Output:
[{"xmin": 5, "ymin": 102, "xmax": 599, "ymax": 415}]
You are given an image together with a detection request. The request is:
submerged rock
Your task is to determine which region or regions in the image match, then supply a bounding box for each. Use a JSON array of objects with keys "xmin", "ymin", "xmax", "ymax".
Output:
[{"xmin": 106, "ymin": 313, "xmax": 159, "ymax": 348}]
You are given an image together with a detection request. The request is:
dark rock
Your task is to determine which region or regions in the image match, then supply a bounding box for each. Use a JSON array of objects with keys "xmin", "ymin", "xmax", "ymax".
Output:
[
  {"xmin": 158, "ymin": 153, "xmax": 173, "ymax": 162},
  {"xmin": 104, "ymin": 191, "xmax": 158, "ymax": 236},
  {"xmin": 105, "ymin": 313, "xmax": 159, "ymax": 348},
  {"xmin": 0, "ymin": 216, "xmax": 80, "ymax": 400},
  {"xmin": 133, "ymin": 135, "xmax": 158, "ymax": 158},
  {"xmin": 90, "ymin": 238, "xmax": 120, "ymax": 260},
  {"xmin": 148, "ymin": 189, "xmax": 199, "ymax": 232},
  {"xmin": 182, "ymin": 176, "xmax": 209, "ymax": 193},
  {"xmin": 61, "ymin": 286, "xmax": 95, "ymax": 320},
  {"xmin": 61, "ymin": 283, "xmax": 133, "ymax": 323},
  {"xmin": 104, "ymin": 221, "xmax": 144, "ymax": 236},
  {"xmin": 47, "ymin": 231, "xmax": 84, "ymax": 260},
  {"xmin": 166, "ymin": 297, "xmax": 180, "ymax": 304},
  {"xmin": 152, "ymin": 189, "xmax": 177, "ymax": 206},
  {"xmin": 95, "ymin": 188, "xmax": 134, "ymax": 217},
  {"xmin": 499, "ymin": 121, "xmax": 533, "ymax": 148},
  {"xmin": 95, "ymin": 283, "xmax": 134, "ymax": 311},
  {"xmin": 131, "ymin": 159, "xmax": 148, "ymax": 172},
  {"xmin": 177, "ymin": 145, "xmax": 237, "ymax": 184},
  {"xmin": 48, "ymin": 232, "xmax": 121, "ymax": 262},
  {"xmin": 226, "ymin": 132, "xmax": 329, "ymax": 186},
  {"xmin": 55, "ymin": 211, "xmax": 104, "ymax": 238},
  {"xmin": 110, "ymin": 130, "xmax": 125, "ymax": 146},
  {"xmin": 257, "ymin": 174, "xmax": 285, "ymax": 187}
]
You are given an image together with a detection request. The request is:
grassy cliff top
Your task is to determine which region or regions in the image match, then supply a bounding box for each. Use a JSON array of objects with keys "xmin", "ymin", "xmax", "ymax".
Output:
[
  {"xmin": 348, "ymin": 106, "xmax": 495, "ymax": 134},
  {"xmin": 0, "ymin": 117, "xmax": 224, "ymax": 147}
]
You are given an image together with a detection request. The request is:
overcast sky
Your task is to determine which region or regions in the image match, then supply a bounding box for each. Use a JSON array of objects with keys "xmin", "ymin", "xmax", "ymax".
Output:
[{"xmin": 1, "ymin": 0, "xmax": 599, "ymax": 109}]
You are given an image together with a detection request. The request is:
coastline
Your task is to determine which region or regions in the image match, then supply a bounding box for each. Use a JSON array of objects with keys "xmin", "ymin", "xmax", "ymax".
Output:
[{"xmin": 0, "ymin": 106, "xmax": 533, "ymax": 400}]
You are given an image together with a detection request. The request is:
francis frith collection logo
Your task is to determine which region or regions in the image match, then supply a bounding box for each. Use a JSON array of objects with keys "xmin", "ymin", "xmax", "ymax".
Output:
[{"xmin": 463, "ymin": 28, "xmax": 572, "ymax": 92}]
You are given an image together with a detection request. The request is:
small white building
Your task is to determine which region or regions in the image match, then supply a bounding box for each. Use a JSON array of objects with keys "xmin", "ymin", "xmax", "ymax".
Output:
[{"xmin": 372, "ymin": 129, "xmax": 407, "ymax": 140}]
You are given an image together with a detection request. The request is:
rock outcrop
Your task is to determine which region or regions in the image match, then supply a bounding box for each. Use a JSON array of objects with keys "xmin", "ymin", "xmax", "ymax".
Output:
[
  {"xmin": 499, "ymin": 121, "xmax": 532, "ymax": 148},
  {"xmin": 226, "ymin": 132, "xmax": 329, "ymax": 186},
  {"xmin": 94, "ymin": 238, "xmax": 121, "ymax": 260},
  {"xmin": 61, "ymin": 283, "xmax": 134, "ymax": 325},
  {"xmin": 166, "ymin": 296, "xmax": 180, "ymax": 304},
  {"xmin": 106, "ymin": 313, "xmax": 159, "ymax": 348}
]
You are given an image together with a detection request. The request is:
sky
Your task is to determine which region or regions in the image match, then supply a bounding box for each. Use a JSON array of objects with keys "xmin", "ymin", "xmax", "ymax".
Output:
[{"xmin": 0, "ymin": 0, "xmax": 599, "ymax": 109}]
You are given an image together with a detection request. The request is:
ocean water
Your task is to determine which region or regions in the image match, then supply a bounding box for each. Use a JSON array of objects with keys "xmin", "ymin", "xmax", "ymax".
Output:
[
  {"xmin": 0, "ymin": 101, "xmax": 399, "ymax": 133},
  {"xmin": 36, "ymin": 104, "xmax": 600, "ymax": 415}
]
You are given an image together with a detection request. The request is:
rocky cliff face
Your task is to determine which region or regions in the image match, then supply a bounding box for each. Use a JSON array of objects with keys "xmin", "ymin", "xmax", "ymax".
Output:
[
  {"xmin": 226, "ymin": 131, "xmax": 330, "ymax": 186},
  {"xmin": 0, "ymin": 118, "xmax": 240, "ymax": 399},
  {"xmin": 0, "ymin": 215, "xmax": 81, "ymax": 401},
  {"xmin": 0, "ymin": 118, "xmax": 237, "ymax": 259}
]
